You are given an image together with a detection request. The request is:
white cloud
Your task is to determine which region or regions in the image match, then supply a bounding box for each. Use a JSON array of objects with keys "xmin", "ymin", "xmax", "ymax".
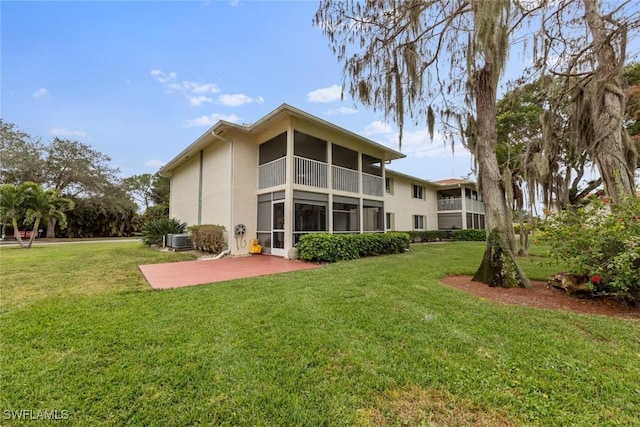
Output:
[
  {"xmin": 326, "ymin": 107, "xmax": 357, "ymax": 115},
  {"xmin": 189, "ymin": 95, "xmax": 213, "ymax": 106},
  {"xmin": 373, "ymin": 127, "xmax": 466, "ymax": 159},
  {"xmin": 230, "ymin": 0, "xmax": 240, "ymax": 6},
  {"xmin": 150, "ymin": 69, "xmax": 177, "ymax": 84},
  {"xmin": 182, "ymin": 113, "xmax": 241, "ymax": 128},
  {"xmin": 150, "ymin": 69, "xmax": 220, "ymax": 106},
  {"xmin": 49, "ymin": 128, "xmax": 87, "ymax": 137},
  {"xmin": 182, "ymin": 81, "xmax": 220, "ymax": 94},
  {"xmin": 33, "ymin": 88, "xmax": 50, "ymax": 98},
  {"xmin": 217, "ymin": 94, "xmax": 264, "ymax": 107},
  {"xmin": 364, "ymin": 120, "xmax": 393, "ymax": 135},
  {"xmin": 400, "ymin": 129, "xmax": 451, "ymax": 158},
  {"xmin": 145, "ymin": 159, "xmax": 165, "ymax": 168},
  {"xmin": 307, "ymin": 85, "xmax": 341, "ymax": 103}
]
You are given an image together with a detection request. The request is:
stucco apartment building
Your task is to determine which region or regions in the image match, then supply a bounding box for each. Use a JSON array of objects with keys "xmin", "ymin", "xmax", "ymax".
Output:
[{"xmin": 160, "ymin": 104, "xmax": 484, "ymax": 257}]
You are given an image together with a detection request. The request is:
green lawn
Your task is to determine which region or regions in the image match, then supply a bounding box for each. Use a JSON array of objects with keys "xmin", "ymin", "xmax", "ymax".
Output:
[{"xmin": 1, "ymin": 242, "xmax": 638, "ymax": 426}]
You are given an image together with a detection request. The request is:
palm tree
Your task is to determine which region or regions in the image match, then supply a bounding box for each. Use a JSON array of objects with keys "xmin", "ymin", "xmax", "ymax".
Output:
[
  {"xmin": 23, "ymin": 183, "xmax": 74, "ymax": 247},
  {"xmin": 0, "ymin": 182, "xmax": 74, "ymax": 248},
  {"xmin": 0, "ymin": 183, "xmax": 30, "ymax": 247}
]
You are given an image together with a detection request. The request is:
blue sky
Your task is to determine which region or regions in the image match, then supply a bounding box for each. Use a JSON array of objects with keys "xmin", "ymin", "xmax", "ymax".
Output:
[
  {"xmin": 2, "ymin": 0, "xmax": 475, "ymax": 182},
  {"xmin": 5, "ymin": 2, "xmax": 638, "ymax": 184}
]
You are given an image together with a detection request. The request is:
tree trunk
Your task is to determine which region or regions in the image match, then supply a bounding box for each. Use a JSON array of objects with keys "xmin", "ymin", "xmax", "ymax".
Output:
[
  {"xmin": 583, "ymin": 0, "xmax": 637, "ymax": 203},
  {"xmin": 11, "ymin": 218, "xmax": 27, "ymax": 249},
  {"xmin": 46, "ymin": 217, "xmax": 57, "ymax": 239},
  {"xmin": 26, "ymin": 217, "xmax": 40, "ymax": 248},
  {"xmin": 517, "ymin": 210, "xmax": 529, "ymax": 257},
  {"xmin": 472, "ymin": 65, "xmax": 529, "ymax": 288}
]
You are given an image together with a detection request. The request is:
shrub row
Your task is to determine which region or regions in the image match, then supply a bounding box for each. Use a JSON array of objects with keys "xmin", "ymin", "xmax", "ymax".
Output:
[
  {"xmin": 296, "ymin": 232, "xmax": 411, "ymax": 263},
  {"xmin": 188, "ymin": 224, "xmax": 226, "ymax": 253},
  {"xmin": 403, "ymin": 230, "xmax": 452, "ymax": 242},
  {"xmin": 451, "ymin": 229, "xmax": 486, "ymax": 241},
  {"xmin": 401, "ymin": 229, "xmax": 486, "ymax": 242}
]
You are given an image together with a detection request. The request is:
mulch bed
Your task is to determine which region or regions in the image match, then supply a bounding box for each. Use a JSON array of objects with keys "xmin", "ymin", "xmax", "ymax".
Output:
[{"xmin": 441, "ymin": 276, "xmax": 640, "ymax": 320}]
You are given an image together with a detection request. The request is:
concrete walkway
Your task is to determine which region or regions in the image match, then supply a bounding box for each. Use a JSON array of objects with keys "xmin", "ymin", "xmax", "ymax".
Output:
[{"xmin": 139, "ymin": 255, "xmax": 321, "ymax": 289}]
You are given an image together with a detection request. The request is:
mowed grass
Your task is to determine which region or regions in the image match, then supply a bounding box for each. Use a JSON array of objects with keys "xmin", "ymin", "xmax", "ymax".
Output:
[
  {"xmin": 0, "ymin": 241, "xmax": 195, "ymax": 310},
  {"xmin": 1, "ymin": 241, "xmax": 639, "ymax": 426}
]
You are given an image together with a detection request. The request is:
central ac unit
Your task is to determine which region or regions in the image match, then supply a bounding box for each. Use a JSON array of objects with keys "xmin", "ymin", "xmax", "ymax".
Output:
[{"xmin": 166, "ymin": 233, "xmax": 192, "ymax": 250}]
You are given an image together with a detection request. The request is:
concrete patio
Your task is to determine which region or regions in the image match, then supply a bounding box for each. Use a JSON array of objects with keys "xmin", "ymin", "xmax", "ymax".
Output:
[{"xmin": 139, "ymin": 254, "xmax": 321, "ymax": 289}]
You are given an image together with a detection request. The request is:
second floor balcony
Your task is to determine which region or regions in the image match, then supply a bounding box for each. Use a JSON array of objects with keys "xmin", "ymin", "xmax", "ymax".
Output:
[
  {"xmin": 437, "ymin": 197, "xmax": 485, "ymax": 213},
  {"xmin": 259, "ymin": 155, "xmax": 383, "ymax": 197}
]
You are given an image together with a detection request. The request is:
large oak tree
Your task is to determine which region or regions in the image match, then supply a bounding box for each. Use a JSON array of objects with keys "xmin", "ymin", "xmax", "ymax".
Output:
[
  {"xmin": 315, "ymin": 0, "xmax": 533, "ymax": 287},
  {"xmin": 534, "ymin": 0, "xmax": 639, "ymax": 203}
]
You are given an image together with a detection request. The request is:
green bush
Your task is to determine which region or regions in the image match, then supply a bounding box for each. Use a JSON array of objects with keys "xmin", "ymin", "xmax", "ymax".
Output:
[
  {"xmin": 62, "ymin": 195, "xmax": 138, "ymax": 238},
  {"xmin": 451, "ymin": 229, "xmax": 486, "ymax": 241},
  {"xmin": 141, "ymin": 217, "xmax": 186, "ymax": 246},
  {"xmin": 188, "ymin": 224, "xmax": 226, "ymax": 253},
  {"xmin": 141, "ymin": 204, "xmax": 169, "ymax": 222},
  {"xmin": 542, "ymin": 195, "xmax": 640, "ymax": 303},
  {"xmin": 404, "ymin": 230, "xmax": 451, "ymax": 242},
  {"xmin": 296, "ymin": 232, "xmax": 410, "ymax": 262}
]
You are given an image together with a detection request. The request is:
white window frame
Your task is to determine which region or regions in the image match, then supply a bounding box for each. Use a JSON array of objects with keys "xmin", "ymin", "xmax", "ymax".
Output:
[
  {"xmin": 385, "ymin": 177, "xmax": 394, "ymax": 195},
  {"xmin": 412, "ymin": 184, "xmax": 424, "ymax": 200},
  {"xmin": 385, "ymin": 212, "xmax": 395, "ymax": 230}
]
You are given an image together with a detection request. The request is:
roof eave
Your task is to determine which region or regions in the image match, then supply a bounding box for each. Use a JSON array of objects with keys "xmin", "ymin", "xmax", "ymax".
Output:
[
  {"xmin": 159, "ymin": 121, "xmax": 248, "ymax": 176},
  {"xmin": 253, "ymin": 104, "xmax": 406, "ymax": 161}
]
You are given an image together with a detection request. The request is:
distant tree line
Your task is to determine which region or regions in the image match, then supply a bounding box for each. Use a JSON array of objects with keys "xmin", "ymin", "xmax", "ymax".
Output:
[{"xmin": 0, "ymin": 119, "xmax": 169, "ymax": 240}]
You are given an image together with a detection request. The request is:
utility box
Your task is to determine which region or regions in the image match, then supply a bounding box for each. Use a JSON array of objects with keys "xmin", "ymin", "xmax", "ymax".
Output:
[{"xmin": 166, "ymin": 233, "xmax": 192, "ymax": 250}]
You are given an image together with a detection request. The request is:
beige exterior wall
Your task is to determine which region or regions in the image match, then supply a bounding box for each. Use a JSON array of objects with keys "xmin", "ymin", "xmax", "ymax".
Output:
[
  {"xmin": 384, "ymin": 172, "xmax": 437, "ymax": 231},
  {"xmin": 200, "ymin": 141, "xmax": 232, "ymax": 233},
  {"xmin": 168, "ymin": 134, "xmax": 260, "ymax": 256},
  {"xmin": 230, "ymin": 131, "xmax": 259, "ymax": 255},
  {"xmin": 169, "ymin": 155, "xmax": 201, "ymax": 226},
  {"xmin": 424, "ymin": 187, "xmax": 438, "ymax": 230}
]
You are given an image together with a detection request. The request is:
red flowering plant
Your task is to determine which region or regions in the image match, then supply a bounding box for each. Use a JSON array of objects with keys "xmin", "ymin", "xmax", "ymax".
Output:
[{"xmin": 541, "ymin": 194, "xmax": 640, "ymax": 303}]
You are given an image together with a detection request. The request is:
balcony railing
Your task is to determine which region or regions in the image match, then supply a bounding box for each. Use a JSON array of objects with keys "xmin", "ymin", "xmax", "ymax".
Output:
[
  {"xmin": 438, "ymin": 198, "xmax": 462, "ymax": 211},
  {"xmin": 362, "ymin": 173, "xmax": 383, "ymax": 197},
  {"xmin": 258, "ymin": 155, "xmax": 383, "ymax": 197},
  {"xmin": 466, "ymin": 198, "xmax": 485, "ymax": 213},
  {"xmin": 437, "ymin": 197, "xmax": 485, "ymax": 213},
  {"xmin": 258, "ymin": 157, "xmax": 286, "ymax": 189},
  {"xmin": 332, "ymin": 165, "xmax": 359, "ymax": 193},
  {"xmin": 294, "ymin": 156, "xmax": 327, "ymax": 189}
]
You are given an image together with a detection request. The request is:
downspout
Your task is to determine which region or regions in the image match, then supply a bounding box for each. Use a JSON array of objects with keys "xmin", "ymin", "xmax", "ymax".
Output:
[
  {"xmin": 211, "ymin": 131, "xmax": 233, "ymax": 258},
  {"xmin": 198, "ymin": 150, "xmax": 204, "ymax": 225}
]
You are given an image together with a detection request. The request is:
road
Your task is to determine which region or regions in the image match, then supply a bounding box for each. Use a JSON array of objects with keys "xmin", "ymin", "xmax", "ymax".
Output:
[{"xmin": 0, "ymin": 238, "xmax": 141, "ymax": 247}]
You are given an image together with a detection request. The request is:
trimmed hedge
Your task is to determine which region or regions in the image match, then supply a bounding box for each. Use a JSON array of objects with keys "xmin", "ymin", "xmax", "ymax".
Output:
[
  {"xmin": 188, "ymin": 224, "xmax": 226, "ymax": 253},
  {"xmin": 451, "ymin": 229, "xmax": 486, "ymax": 241},
  {"xmin": 296, "ymin": 232, "xmax": 411, "ymax": 263},
  {"xmin": 401, "ymin": 229, "xmax": 486, "ymax": 242},
  {"xmin": 404, "ymin": 230, "xmax": 452, "ymax": 243}
]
